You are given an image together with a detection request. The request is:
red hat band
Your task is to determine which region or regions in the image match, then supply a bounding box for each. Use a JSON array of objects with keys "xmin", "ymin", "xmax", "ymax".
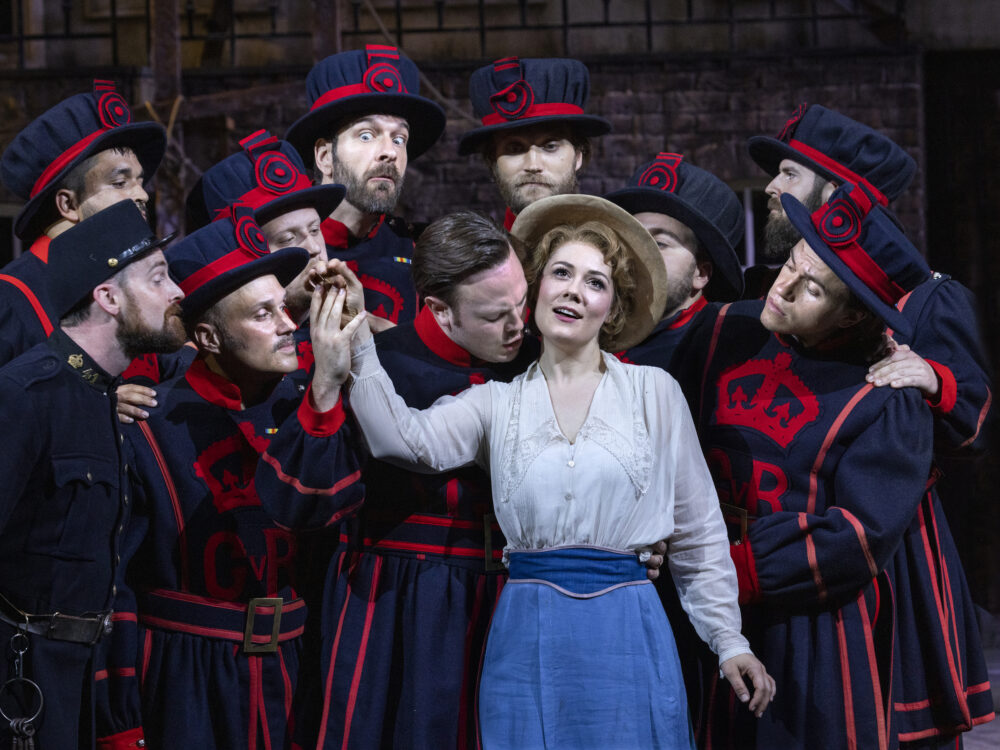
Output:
[
  {"xmin": 791, "ymin": 139, "xmax": 889, "ymax": 207},
  {"xmin": 811, "ymin": 186, "xmax": 904, "ymax": 305},
  {"xmin": 29, "ymin": 80, "xmax": 134, "ymax": 199}
]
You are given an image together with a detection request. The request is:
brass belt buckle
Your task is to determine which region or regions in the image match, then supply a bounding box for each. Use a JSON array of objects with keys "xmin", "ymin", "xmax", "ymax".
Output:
[
  {"xmin": 482, "ymin": 513, "xmax": 505, "ymax": 572},
  {"xmin": 719, "ymin": 503, "xmax": 749, "ymax": 545},
  {"xmin": 243, "ymin": 597, "xmax": 283, "ymax": 654}
]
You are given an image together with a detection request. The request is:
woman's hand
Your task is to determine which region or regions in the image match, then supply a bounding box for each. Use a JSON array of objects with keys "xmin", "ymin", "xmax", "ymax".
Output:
[
  {"xmin": 719, "ymin": 653, "xmax": 776, "ymax": 718},
  {"xmin": 308, "ymin": 284, "xmax": 368, "ymax": 413}
]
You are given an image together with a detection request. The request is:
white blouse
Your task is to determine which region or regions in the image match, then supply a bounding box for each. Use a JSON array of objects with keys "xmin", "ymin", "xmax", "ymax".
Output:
[{"xmin": 348, "ymin": 338, "xmax": 750, "ymax": 663}]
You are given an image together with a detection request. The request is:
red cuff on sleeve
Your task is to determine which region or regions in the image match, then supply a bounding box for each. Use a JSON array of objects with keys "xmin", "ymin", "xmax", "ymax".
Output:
[
  {"xmin": 924, "ymin": 359, "xmax": 957, "ymax": 413},
  {"xmin": 97, "ymin": 727, "xmax": 145, "ymax": 749},
  {"xmin": 298, "ymin": 385, "xmax": 346, "ymax": 437},
  {"xmin": 730, "ymin": 540, "xmax": 762, "ymax": 605}
]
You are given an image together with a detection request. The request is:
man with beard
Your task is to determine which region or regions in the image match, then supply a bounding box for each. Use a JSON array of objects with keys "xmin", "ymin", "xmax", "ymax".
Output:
[
  {"xmin": 0, "ymin": 80, "xmax": 166, "ymax": 368},
  {"xmin": 286, "ymin": 45, "xmax": 445, "ymax": 329},
  {"xmin": 606, "ymin": 152, "xmax": 745, "ymax": 372},
  {"xmin": 751, "ymin": 104, "xmax": 993, "ymax": 455},
  {"xmin": 744, "ymin": 103, "xmax": 916, "ymax": 296},
  {"xmin": 458, "ymin": 56, "xmax": 611, "ymax": 228},
  {"xmin": 0, "ymin": 200, "xmax": 184, "ymax": 749},
  {"xmin": 95, "ymin": 206, "xmax": 365, "ymax": 749}
]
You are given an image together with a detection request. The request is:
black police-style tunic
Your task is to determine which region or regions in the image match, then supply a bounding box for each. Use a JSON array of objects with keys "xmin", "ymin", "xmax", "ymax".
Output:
[{"xmin": 0, "ymin": 328, "xmax": 129, "ymax": 749}]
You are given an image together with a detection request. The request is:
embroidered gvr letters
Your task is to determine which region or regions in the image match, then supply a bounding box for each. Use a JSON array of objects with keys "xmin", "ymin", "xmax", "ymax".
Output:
[{"xmin": 715, "ymin": 352, "xmax": 820, "ymax": 448}]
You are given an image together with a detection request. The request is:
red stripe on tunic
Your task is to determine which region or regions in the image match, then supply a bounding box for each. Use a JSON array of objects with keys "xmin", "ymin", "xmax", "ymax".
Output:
[
  {"xmin": 278, "ymin": 646, "xmax": 294, "ymax": 740},
  {"xmin": 801, "ymin": 513, "xmax": 827, "ymax": 602},
  {"xmin": 856, "ymin": 592, "xmax": 889, "ymax": 750},
  {"xmin": 699, "ymin": 303, "xmax": 732, "ymax": 426},
  {"xmin": 342, "ymin": 555, "xmax": 384, "ymax": 750},
  {"xmin": 840, "ymin": 507, "xmax": 877, "ymax": 577},
  {"xmin": 835, "ymin": 610, "xmax": 858, "ymax": 750},
  {"xmin": 249, "ymin": 654, "xmax": 261, "ymax": 750},
  {"xmin": 0, "ymin": 273, "xmax": 54, "ymax": 335},
  {"xmin": 959, "ymin": 388, "xmax": 992, "ymax": 449},
  {"xmin": 919, "ymin": 499, "xmax": 973, "ymax": 727},
  {"xmin": 138, "ymin": 421, "xmax": 190, "ymax": 590},
  {"xmin": 807, "ymin": 384, "xmax": 873, "ymax": 515}
]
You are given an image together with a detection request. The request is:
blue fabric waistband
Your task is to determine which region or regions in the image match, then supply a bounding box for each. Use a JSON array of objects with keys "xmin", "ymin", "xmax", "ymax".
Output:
[{"xmin": 506, "ymin": 546, "xmax": 647, "ymax": 597}]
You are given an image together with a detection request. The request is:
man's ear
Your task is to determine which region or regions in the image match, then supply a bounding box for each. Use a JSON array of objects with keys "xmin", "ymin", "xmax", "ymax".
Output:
[
  {"xmin": 820, "ymin": 179, "xmax": 837, "ymax": 203},
  {"xmin": 192, "ymin": 320, "xmax": 223, "ymax": 355},
  {"xmin": 423, "ymin": 295, "xmax": 454, "ymax": 334},
  {"xmin": 314, "ymin": 138, "xmax": 334, "ymax": 182},
  {"xmin": 692, "ymin": 260, "xmax": 713, "ymax": 293},
  {"xmin": 54, "ymin": 189, "xmax": 83, "ymax": 223},
  {"xmin": 93, "ymin": 281, "xmax": 123, "ymax": 317}
]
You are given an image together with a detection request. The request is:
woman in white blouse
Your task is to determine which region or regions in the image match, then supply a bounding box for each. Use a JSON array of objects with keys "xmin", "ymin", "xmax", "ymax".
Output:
[{"xmin": 339, "ymin": 195, "xmax": 774, "ymax": 748}]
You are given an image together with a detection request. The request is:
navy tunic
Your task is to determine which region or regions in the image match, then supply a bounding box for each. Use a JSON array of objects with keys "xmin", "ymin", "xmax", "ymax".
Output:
[
  {"xmin": 0, "ymin": 329, "xmax": 130, "ymax": 749},
  {"xmin": 97, "ymin": 356, "xmax": 363, "ymax": 749},
  {"xmin": 321, "ymin": 214, "xmax": 419, "ymax": 325},
  {"xmin": 684, "ymin": 301, "xmax": 993, "ymax": 749}
]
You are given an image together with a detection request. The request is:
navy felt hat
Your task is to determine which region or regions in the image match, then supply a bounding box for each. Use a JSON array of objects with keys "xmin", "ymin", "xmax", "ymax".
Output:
[
  {"xmin": 285, "ymin": 45, "xmax": 446, "ymax": 166},
  {"xmin": 46, "ymin": 199, "xmax": 175, "ymax": 318},
  {"xmin": 188, "ymin": 129, "xmax": 345, "ymax": 231},
  {"xmin": 0, "ymin": 80, "xmax": 166, "ymax": 241},
  {"xmin": 748, "ymin": 103, "xmax": 916, "ymax": 206},
  {"xmin": 782, "ymin": 183, "xmax": 930, "ymax": 337},
  {"xmin": 605, "ymin": 152, "xmax": 745, "ymax": 302},
  {"xmin": 458, "ymin": 57, "xmax": 611, "ymax": 156},
  {"xmin": 170, "ymin": 204, "xmax": 309, "ymax": 320}
]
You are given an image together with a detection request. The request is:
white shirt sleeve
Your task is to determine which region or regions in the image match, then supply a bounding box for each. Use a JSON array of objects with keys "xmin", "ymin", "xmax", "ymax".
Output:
[
  {"xmin": 654, "ymin": 371, "xmax": 752, "ymax": 664},
  {"xmin": 348, "ymin": 337, "xmax": 492, "ymax": 473}
]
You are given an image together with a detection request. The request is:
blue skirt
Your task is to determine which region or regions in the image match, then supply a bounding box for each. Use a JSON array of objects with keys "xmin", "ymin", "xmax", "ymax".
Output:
[{"xmin": 479, "ymin": 546, "xmax": 695, "ymax": 749}]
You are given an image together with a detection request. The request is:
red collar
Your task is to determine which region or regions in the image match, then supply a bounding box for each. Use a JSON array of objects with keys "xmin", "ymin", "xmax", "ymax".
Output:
[
  {"xmin": 29, "ymin": 235, "xmax": 52, "ymax": 264},
  {"xmin": 185, "ymin": 356, "xmax": 245, "ymax": 410},
  {"xmin": 414, "ymin": 305, "xmax": 474, "ymax": 367},
  {"xmin": 503, "ymin": 207, "xmax": 516, "ymax": 231},
  {"xmin": 666, "ymin": 295, "xmax": 707, "ymax": 330},
  {"xmin": 321, "ymin": 214, "xmax": 385, "ymax": 248}
]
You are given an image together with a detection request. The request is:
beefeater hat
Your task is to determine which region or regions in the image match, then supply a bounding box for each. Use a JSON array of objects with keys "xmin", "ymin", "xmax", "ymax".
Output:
[
  {"xmin": 748, "ymin": 103, "xmax": 916, "ymax": 206},
  {"xmin": 0, "ymin": 80, "xmax": 166, "ymax": 241},
  {"xmin": 285, "ymin": 45, "xmax": 446, "ymax": 167},
  {"xmin": 458, "ymin": 57, "xmax": 611, "ymax": 156}
]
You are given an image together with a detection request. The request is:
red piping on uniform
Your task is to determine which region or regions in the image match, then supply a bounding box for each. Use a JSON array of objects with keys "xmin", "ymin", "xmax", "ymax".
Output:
[
  {"xmin": 414, "ymin": 304, "xmax": 473, "ymax": 366},
  {"xmin": 138, "ymin": 420, "xmax": 190, "ymax": 590},
  {"xmin": 278, "ymin": 647, "xmax": 294, "ymax": 738},
  {"xmin": 141, "ymin": 630, "xmax": 152, "ymax": 689},
  {"xmin": 959, "ymin": 388, "xmax": 992, "ymax": 449},
  {"xmin": 700, "ymin": 303, "xmax": 732, "ymax": 426},
  {"xmin": 361, "ymin": 538, "xmax": 502, "ymax": 559},
  {"xmin": 112, "ymin": 611, "xmax": 138, "ymax": 622},
  {"xmin": 259, "ymin": 450, "xmax": 361, "ymax": 498},
  {"xmin": 248, "ymin": 655, "xmax": 261, "ymax": 750},
  {"xmin": 835, "ymin": 610, "xmax": 858, "ymax": 750},
  {"xmin": 801, "ymin": 513, "xmax": 827, "ymax": 602},
  {"xmin": 668, "ymin": 295, "xmax": 708, "ymax": 330},
  {"xmin": 856, "ymin": 593, "xmax": 889, "ymax": 750},
  {"xmin": 259, "ymin": 656, "xmax": 274, "ymax": 750},
  {"xmin": 839, "ymin": 507, "xmax": 877, "ymax": 577},
  {"xmin": 919, "ymin": 499, "xmax": 973, "ymax": 727},
  {"xmin": 341, "ymin": 555, "xmax": 383, "ymax": 750},
  {"xmin": 807, "ymin": 385, "xmax": 873, "ymax": 515},
  {"xmin": 0, "ymin": 274, "xmax": 53, "ymax": 335}
]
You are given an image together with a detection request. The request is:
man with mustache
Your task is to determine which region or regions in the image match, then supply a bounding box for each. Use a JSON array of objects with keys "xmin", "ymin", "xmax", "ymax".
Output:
[
  {"xmin": 95, "ymin": 207, "xmax": 365, "ymax": 749},
  {"xmin": 0, "ymin": 80, "xmax": 166, "ymax": 369},
  {"xmin": 286, "ymin": 45, "xmax": 445, "ymax": 329},
  {"xmin": 458, "ymin": 56, "xmax": 611, "ymax": 228},
  {"xmin": 0, "ymin": 199, "xmax": 184, "ymax": 749}
]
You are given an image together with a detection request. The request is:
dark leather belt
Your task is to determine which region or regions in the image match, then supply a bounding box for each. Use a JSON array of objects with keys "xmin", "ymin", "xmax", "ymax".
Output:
[{"xmin": 0, "ymin": 594, "xmax": 112, "ymax": 645}]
